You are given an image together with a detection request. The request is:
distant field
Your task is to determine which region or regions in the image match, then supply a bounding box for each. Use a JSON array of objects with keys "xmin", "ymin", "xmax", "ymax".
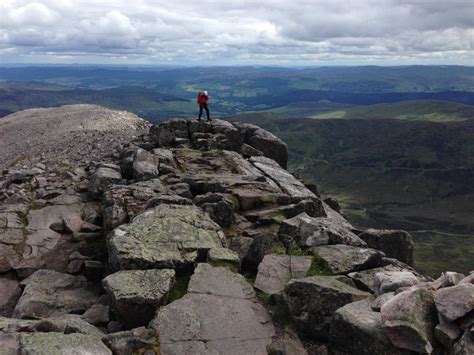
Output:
[{"xmin": 309, "ymin": 100, "xmax": 474, "ymax": 121}]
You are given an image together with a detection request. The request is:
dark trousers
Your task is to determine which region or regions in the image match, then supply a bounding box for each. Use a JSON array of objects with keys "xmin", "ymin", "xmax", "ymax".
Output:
[{"xmin": 198, "ymin": 104, "xmax": 210, "ymax": 120}]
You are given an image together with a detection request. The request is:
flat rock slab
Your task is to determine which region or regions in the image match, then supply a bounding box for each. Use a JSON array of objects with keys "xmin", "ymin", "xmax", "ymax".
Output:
[
  {"xmin": 13, "ymin": 270, "xmax": 99, "ymax": 318},
  {"xmin": 254, "ymin": 254, "xmax": 312, "ymax": 295},
  {"xmin": 314, "ymin": 244, "xmax": 385, "ymax": 275},
  {"xmin": 329, "ymin": 299, "xmax": 409, "ymax": 355},
  {"xmin": 108, "ymin": 204, "xmax": 226, "ymax": 270},
  {"xmin": 20, "ymin": 333, "xmax": 111, "ymax": 355},
  {"xmin": 151, "ymin": 264, "xmax": 275, "ymax": 355},
  {"xmin": 283, "ymin": 276, "xmax": 370, "ymax": 340},
  {"xmin": 103, "ymin": 269, "xmax": 175, "ymax": 328},
  {"xmin": 0, "ymin": 278, "xmax": 22, "ymax": 317}
]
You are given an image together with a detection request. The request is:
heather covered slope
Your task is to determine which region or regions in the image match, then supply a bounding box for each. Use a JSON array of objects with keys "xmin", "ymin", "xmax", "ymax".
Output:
[{"xmin": 0, "ymin": 107, "xmax": 472, "ymax": 354}]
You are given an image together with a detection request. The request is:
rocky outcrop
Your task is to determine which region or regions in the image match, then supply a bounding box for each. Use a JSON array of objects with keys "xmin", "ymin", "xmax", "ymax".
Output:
[{"xmin": 0, "ymin": 111, "xmax": 471, "ymax": 355}]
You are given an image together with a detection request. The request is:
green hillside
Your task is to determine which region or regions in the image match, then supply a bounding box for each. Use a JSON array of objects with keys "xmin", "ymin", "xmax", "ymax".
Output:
[
  {"xmin": 230, "ymin": 112, "xmax": 474, "ymax": 277},
  {"xmin": 310, "ymin": 100, "xmax": 474, "ymax": 121}
]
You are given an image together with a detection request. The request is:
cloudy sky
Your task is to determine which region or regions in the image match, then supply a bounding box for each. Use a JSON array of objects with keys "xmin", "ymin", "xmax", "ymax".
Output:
[{"xmin": 0, "ymin": 0, "xmax": 473, "ymax": 65}]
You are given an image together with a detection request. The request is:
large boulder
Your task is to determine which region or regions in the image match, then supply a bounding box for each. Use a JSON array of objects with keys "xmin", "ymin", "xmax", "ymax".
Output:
[
  {"xmin": 234, "ymin": 123, "xmax": 288, "ymax": 168},
  {"xmin": 435, "ymin": 283, "xmax": 474, "ymax": 322},
  {"xmin": 329, "ymin": 299, "xmax": 409, "ymax": 355},
  {"xmin": 88, "ymin": 164, "xmax": 123, "ymax": 198},
  {"xmin": 254, "ymin": 254, "xmax": 312, "ymax": 295},
  {"xmin": 313, "ymin": 244, "xmax": 385, "ymax": 275},
  {"xmin": 381, "ymin": 288, "xmax": 438, "ymax": 353},
  {"xmin": 152, "ymin": 118, "xmax": 189, "ymax": 147},
  {"xmin": 12, "ymin": 270, "xmax": 99, "ymax": 318},
  {"xmin": 108, "ymin": 204, "xmax": 226, "ymax": 271},
  {"xmin": 250, "ymin": 156, "xmax": 319, "ymax": 203},
  {"xmin": 102, "ymin": 179, "xmax": 168, "ymax": 231},
  {"xmin": 278, "ymin": 212, "xmax": 366, "ymax": 248},
  {"xmin": 132, "ymin": 148, "xmax": 160, "ymax": 181},
  {"xmin": 359, "ymin": 229, "xmax": 415, "ymax": 266},
  {"xmin": 373, "ymin": 270, "xmax": 419, "ymax": 295},
  {"xmin": 102, "ymin": 269, "xmax": 175, "ymax": 328},
  {"xmin": 150, "ymin": 264, "xmax": 275, "ymax": 354},
  {"xmin": 283, "ymin": 276, "xmax": 370, "ymax": 340}
]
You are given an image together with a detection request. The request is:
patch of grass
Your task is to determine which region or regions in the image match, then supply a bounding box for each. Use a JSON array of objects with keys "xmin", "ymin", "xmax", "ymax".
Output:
[
  {"xmin": 306, "ymin": 253, "xmax": 333, "ymax": 276},
  {"xmin": 228, "ymin": 195, "xmax": 240, "ymax": 212},
  {"xmin": 272, "ymin": 246, "xmax": 287, "ymax": 255},
  {"xmin": 167, "ymin": 274, "xmax": 191, "ymax": 303},
  {"xmin": 255, "ymin": 290, "xmax": 273, "ymax": 305}
]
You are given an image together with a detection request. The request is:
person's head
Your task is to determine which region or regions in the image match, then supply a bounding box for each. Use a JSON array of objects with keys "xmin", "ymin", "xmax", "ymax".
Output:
[{"xmin": 203, "ymin": 91, "xmax": 208, "ymax": 96}]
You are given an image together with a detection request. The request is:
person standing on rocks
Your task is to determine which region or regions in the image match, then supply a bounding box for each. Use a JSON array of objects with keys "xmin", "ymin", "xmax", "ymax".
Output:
[{"xmin": 197, "ymin": 91, "xmax": 211, "ymax": 121}]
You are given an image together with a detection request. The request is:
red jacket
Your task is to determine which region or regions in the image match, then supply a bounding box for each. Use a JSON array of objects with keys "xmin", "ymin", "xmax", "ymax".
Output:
[{"xmin": 197, "ymin": 93, "xmax": 209, "ymax": 105}]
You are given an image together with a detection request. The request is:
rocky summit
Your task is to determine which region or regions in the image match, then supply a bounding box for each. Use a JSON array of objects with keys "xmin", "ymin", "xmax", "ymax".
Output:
[{"xmin": 0, "ymin": 105, "xmax": 472, "ymax": 355}]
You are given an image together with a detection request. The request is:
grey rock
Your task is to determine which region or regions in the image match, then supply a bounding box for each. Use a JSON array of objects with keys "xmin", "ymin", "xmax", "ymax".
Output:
[
  {"xmin": 102, "ymin": 179, "xmax": 168, "ymax": 231},
  {"xmin": 254, "ymin": 254, "xmax": 312, "ymax": 295},
  {"xmin": 459, "ymin": 273, "xmax": 474, "ymax": 285},
  {"xmin": 81, "ymin": 304, "xmax": 110, "ymax": 326},
  {"xmin": 0, "ymin": 314, "xmax": 105, "ymax": 338},
  {"xmin": 329, "ymin": 299, "xmax": 409, "ymax": 355},
  {"xmin": 268, "ymin": 331, "xmax": 308, "ymax": 355},
  {"xmin": 435, "ymin": 315, "xmax": 461, "ymax": 348},
  {"xmin": 246, "ymin": 127, "xmax": 288, "ymax": 168},
  {"xmin": 241, "ymin": 143, "xmax": 263, "ymax": 158},
  {"xmin": 359, "ymin": 229, "xmax": 415, "ymax": 266},
  {"xmin": 283, "ymin": 276, "xmax": 370, "ymax": 340},
  {"xmin": 373, "ymin": 270, "xmax": 419, "ymax": 295},
  {"xmin": 207, "ymin": 247, "xmax": 241, "ymax": 271},
  {"xmin": 371, "ymin": 292, "xmax": 396, "ymax": 312},
  {"xmin": 435, "ymin": 283, "xmax": 474, "ymax": 322},
  {"xmin": 132, "ymin": 148, "xmax": 160, "ymax": 181},
  {"xmin": 453, "ymin": 328, "xmax": 474, "ymax": 355},
  {"xmin": 150, "ymin": 264, "xmax": 275, "ymax": 355},
  {"xmin": 88, "ymin": 164, "xmax": 123, "ymax": 198},
  {"xmin": 103, "ymin": 269, "xmax": 175, "ymax": 328},
  {"xmin": 278, "ymin": 212, "xmax": 366, "ymax": 249},
  {"xmin": 250, "ymin": 156, "xmax": 317, "ymax": 202},
  {"xmin": 108, "ymin": 204, "xmax": 226, "ymax": 270},
  {"xmin": 0, "ymin": 278, "xmax": 22, "ymax": 317},
  {"xmin": 195, "ymin": 193, "xmax": 236, "ymax": 228},
  {"xmin": 381, "ymin": 288, "xmax": 438, "ymax": 353},
  {"xmin": 314, "ymin": 244, "xmax": 385, "ymax": 275},
  {"xmin": 229, "ymin": 236, "xmax": 254, "ymax": 262},
  {"xmin": 21, "ymin": 332, "xmax": 112, "ymax": 355},
  {"xmin": 102, "ymin": 327, "xmax": 160, "ymax": 355},
  {"xmin": 13, "ymin": 270, "xmax": 99, "ymax": 318},
  {"xmin": 242, "ymin": 233, "xmax": 284, "ymax": 272}
]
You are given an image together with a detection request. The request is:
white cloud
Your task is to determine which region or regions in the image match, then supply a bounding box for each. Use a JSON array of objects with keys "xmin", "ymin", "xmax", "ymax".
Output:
[{"xmin": 0, "ymin": 0, "xmax": 473, "ymax": 64}]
